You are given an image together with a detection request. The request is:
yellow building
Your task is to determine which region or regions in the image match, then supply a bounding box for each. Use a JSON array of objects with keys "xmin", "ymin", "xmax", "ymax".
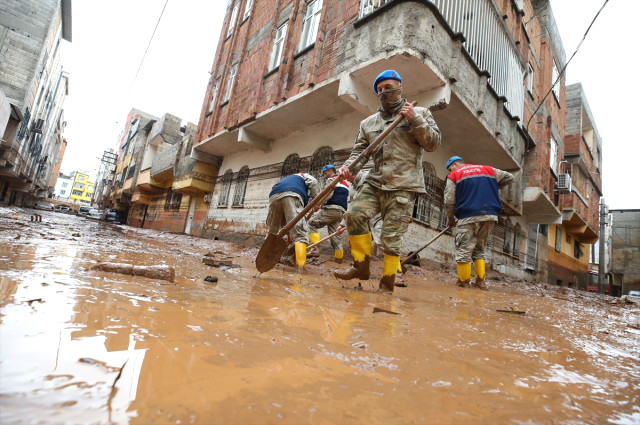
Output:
[{"xmin": 69, "ymin": 172, "xmax": 95, "ymax": 204}]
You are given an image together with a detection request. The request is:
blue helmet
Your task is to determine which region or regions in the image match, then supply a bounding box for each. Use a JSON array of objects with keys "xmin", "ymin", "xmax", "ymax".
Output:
[
  {"xmin": 322, "ymin": 164, "xmax": 336, "ymax": 174},
  {"xmin": 446, "ymin": 156, "xmax": 463, "ymax": 169},
  {"xmin": 373, "ymin": 70, "xmax": 402, "ymax": 94}
]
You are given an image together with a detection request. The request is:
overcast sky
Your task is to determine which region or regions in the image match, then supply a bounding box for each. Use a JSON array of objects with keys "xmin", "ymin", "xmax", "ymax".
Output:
[{"xmin": 60, "ymin": 0, "xmax": 639, "ymax": 210}]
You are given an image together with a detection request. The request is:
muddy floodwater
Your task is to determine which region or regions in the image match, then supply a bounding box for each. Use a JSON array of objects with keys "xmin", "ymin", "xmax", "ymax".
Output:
[{"xmin": 1, "ymin": 206, "xmax": 639, "ymax": 425}]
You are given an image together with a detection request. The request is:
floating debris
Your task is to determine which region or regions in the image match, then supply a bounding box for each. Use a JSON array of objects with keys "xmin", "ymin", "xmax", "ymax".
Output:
[
  {"xmin": 496, "ymin": 309, "xmax": 526, "ymax": 315},
  {"xmin": 373, "ymin": 307, "xmax": 400, "ymax": 315},
  {"xmin": 204, "ymin": 275, "xmax": 219, "ymax": 283}
]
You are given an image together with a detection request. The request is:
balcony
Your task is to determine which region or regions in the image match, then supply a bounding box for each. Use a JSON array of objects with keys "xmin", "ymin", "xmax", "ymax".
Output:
[
  {"xmin": 0, "ymin": 139, "xmax": 22, "ymax": 177},
  {"xmin": 562, "ymin": 208, "xmax": 598, "ymax": 244},
  {"xmin": 150, "ymin": 145, "xmax": 178, "ymax": 187},
  {"xmin": 148, "ymin": 114, "xmax": 183, "ymax": 147},
  {"xmin": 173, "ymin": 161, "xmax": 218, "ymax": 195}
]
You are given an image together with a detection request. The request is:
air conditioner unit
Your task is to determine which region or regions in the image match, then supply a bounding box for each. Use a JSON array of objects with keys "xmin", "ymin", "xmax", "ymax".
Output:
[
  {"xmin": 557, "ymin": 173, "xmax": 572, "ymax": 194},
  {"xmin": 203, "ymin": 194, "xmax": 211, "ymax": 203}
]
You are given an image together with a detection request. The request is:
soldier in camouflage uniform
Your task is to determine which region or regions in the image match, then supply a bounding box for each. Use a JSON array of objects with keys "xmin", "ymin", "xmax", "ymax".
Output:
[
  {"xmin": 334, "ymin": 70, "xmax": 442, "ymax": 293},
  {"xmin": 444, "ymin": 156, "xmax": 514, "ymax": 289}
]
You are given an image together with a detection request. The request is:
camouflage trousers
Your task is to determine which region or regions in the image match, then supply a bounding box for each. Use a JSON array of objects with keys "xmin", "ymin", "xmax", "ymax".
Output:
[
  {"xmin": 454, "ymin": 220, "xmax": 495, "ymax": 263},
  {"xmin": 308, "ymin": 208, "xmax": 344, "ymax": 250},
  {"xmin": 344, "ymin": 182, "xmax": 415, "ymax": 256},
  {"xmin": 266, "ymin": 196, "xmax": 309, "ymax": 244}
]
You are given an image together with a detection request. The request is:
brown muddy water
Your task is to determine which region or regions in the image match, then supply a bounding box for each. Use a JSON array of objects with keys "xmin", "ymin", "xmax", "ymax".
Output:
[{"xmin": 1, "ymin": 206, "xmax": 639, "ymax": 425}]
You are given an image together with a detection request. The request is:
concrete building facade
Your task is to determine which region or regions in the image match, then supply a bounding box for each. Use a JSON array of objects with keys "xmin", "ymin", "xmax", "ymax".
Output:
[
  {"xmin": 610, "ymin": 209, "xmax": 640, "ymax": 295},
  {"xmin": 0, "ymin": 0, "xmax": 72, "ymax": 206}
]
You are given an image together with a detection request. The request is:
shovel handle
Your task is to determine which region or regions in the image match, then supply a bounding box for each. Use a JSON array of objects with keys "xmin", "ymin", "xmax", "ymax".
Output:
[
  {"xmin": 276, "ymin": 101, "xmax": 417, "ymax": 238},
  {"xmin": 401, "ymin": 226, "xmax": 450, "ymax": 266},
  {"xmin": 307, "ymin": 230, "xmax": 341, "ymax": 250}
]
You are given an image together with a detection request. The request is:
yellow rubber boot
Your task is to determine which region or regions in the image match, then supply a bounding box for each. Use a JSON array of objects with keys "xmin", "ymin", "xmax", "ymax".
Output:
[
  {"xmin": 473, "ymin": 259, "xmax": 487, "ymax": 290},
  {"xmin": 334, "ymin": 233, "xmax": 372, "ymax": 280},
  {"xmin": 308, "ymin": 233, "xmax": 321, "ymax": 258},
  {"xmin": 456, "ymin": 262, "xmax": 472, "ymax": 287},
  {"xmin": 379, "ymin": 254, "xmax": 400, "ymax": 293},
  {"xmin": 294, "ymin": 242, "xmax": 307, "ymax": 268},
  {"xmin": 334, "ymin": 249, "xmax": 344, "ymax": 264}
]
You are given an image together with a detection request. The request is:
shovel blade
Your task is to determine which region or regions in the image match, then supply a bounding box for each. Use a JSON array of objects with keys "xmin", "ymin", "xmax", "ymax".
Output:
[{"xmin": 256, "ymin": 233, "xmax": 289, "ymax": 273}]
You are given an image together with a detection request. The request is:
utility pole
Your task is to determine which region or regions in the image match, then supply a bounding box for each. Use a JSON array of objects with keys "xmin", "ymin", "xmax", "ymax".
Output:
[{"xmin": 598, "ymin": 197, "xmax": 606, "ymax": 294}]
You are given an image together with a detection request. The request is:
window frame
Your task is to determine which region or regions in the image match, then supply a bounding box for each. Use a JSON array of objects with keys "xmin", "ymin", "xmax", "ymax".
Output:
[
  {"xmin": 243, "ymin": 0, "xmax": 253, "ymax": 21},
  {"xmin": 232, "ymin": 166, "xmax": 250, "ymax": 207},
  {"xmin": 549, "ymin": 136, "xmax": 558, "ymax": 174},
  {"xmin": 268, "ymin": 22, "xmax": 288, "ymax": 71},
  {"xmin": 551, "ymin": 60, "xmax": 560, "ymax": 101},
  {"xmin": 207, "ymin": 81, "xmax": 219, "ymax": 114},
  {"xmin": 298, "ymin": 0, "xmax": 323, "ymax": 51},
  {"xmin": 555, "ymin": 227, "xmax": 562, "ymax": 252},
  {"xmin": 527, "ymin": 63, "xmax": 534, "ymax": 94},
  {"xmin": 227, "ymin": 3, "xmax": 239, "ymax": 38},
  {"xmin": 223, "ymin": 65, "xmax": 237, "ymax": 103}
]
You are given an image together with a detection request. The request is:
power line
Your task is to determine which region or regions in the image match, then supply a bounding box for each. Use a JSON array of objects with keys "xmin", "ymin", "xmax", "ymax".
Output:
[
  {"xmin": 525, "ymin": 0, "xmax": 610, "ymax": 132},
  {"xmin": 130, "ymin": 0, "xmax": 170, "ymax": 92}
]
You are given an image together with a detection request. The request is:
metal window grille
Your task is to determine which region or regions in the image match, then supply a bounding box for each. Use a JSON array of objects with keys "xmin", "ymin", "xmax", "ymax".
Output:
[
  {"xmin": 232, "ymin": 166, "xmax": 250, "ymax": 206},
  {"xmin": 217, "ymin": 170, "xmax": 233, "ymax": 206},
  {"xmin": 309, "ymin": 147, "xmax": 335, "ymax": 185},
  {"xmin": 281, "ymin": 154, "xmax": 300, "ymax": 178}
]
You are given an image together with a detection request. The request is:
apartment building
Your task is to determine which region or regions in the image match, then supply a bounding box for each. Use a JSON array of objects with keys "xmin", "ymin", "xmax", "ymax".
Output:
[
  {"xmin": 68, "ymin": 171, "xmax": 94, "ymax": 204},
  {"xmin": 610, "ymin": 209, "xmax": 640, "ymax": 295},
  {"xmin": 0, "ymin": 0, "xmax": 72, "ymax": 206},
  {"xmin": 53, "ymin": 171, "xmax": 73, "ymax": 199},
  {"xmin": 104, "ymin": 109, "xmax": 217, "ymax": 232}
]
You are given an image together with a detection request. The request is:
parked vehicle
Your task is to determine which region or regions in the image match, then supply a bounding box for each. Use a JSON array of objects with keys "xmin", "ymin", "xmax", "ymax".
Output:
[
  {"xmin": 77, "ymin": 206, "xmax": 92, "ymax": 216},
  {"xmin": 85, "ymin": 208, "xmax": 104, "ymax": 220},
  {"xmin": 54, "ymin": 205, "xmax": 71, "ymax": 213},
  {"xmin": 103, "ymin": 208, "xmax": 126, "ymax": 224},
  {"xmin": 628, "ymin": 291, "xmax": 640, "ymax": 297},
  {"xmin": 34, "ymin": 201, "xmax": 55, "ymax": 211}
]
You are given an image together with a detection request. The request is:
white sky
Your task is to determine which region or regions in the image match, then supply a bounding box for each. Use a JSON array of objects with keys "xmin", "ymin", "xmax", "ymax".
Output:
[{"xmin": 60, "ymin": 0, "xmax": 639, "ymax": 210}]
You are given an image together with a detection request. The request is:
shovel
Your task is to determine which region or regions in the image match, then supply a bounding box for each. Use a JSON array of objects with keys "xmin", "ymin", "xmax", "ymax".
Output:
[
  {"xmin": 400, "ymin": 226, "xmax": 450, "ymax": 274},
  {"xmin": 256, "ymin": 101, "xmax": 418, "ymax": 272}
]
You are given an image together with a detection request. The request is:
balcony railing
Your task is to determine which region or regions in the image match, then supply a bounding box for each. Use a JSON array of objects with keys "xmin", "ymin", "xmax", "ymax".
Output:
[{"xmin": 359, "ymin": 0, "xmax": 525, "ymax": 120}]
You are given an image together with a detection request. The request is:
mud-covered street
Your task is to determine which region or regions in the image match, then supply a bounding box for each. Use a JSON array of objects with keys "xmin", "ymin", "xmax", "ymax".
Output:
[{"xmin": 0, "ymin": 206, "xmax": 639, "ymax": 425}]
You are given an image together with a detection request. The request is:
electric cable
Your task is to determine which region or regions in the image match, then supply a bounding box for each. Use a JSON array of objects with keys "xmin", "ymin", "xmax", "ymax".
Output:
[
  {"xmin": 525, "ymin": 0, "xmax": 609, "ymax": 132},
  {"xmin": 130, "ymin": 0, "xmax": 170, "ymax": 92}
]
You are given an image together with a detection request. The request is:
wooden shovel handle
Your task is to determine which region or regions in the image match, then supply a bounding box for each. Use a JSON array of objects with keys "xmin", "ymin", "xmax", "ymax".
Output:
[
  {"xmin": 307, "ymin": 230, "xmax": 341, "ymax": 250},
  {"xmin": 276, "ymin": 101, "xmax": 417, "ymax": 238},
  {"xmin": 401, "ymin": 226, "xmax": 450, "ymax": 266}
]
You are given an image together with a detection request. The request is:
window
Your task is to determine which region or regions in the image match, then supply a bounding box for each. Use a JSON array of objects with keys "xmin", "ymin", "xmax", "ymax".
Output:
[
  {"xmin": 503, "ymin": 219, "xmax": 512, "ymax": 254},
  {"xmin": 555, "ymin": 227, "xmax": 562, "ymax": 252},
  {"xmin": 281, "ymin": 154, "xmax": 300, "ymax": 178},
  {"xmin": 549, "ymin": 136, "xmax": 558, "ymax": 174},
  {"xmin": 527, "ymin": 63, "xmax": 534, "ymax": 94},
  {"xmin": 72, "ymin": 190, "xmax": 83, "ymax": 196},
  {"xmin": 62, "ymin": 182, "xmax": 68, "ymax": 187},
  {"xmin": 298, "ymin": 0, "xmax": 323, "ymax": 51},
  {"xmin": 574, "ymin": 241, "xmax": 583, "ymax": 258},
  {"xmin": 513, "ymin": 223, "xmax": 521, "ymax": 257},
  {"xmin": 223, "ymin": 65, "xmax": 237, "ymax": 102},
  {"xmin": 207, "ymin": 81, "xmax": 218, "ymax": 114},
  {"xmin": 310, "ymin": 146, "xmax": 335, "ymax": 184},
  {"xmin": 164, "ymin": 189, "xmax": 182, "ymax": 211},
  {"xmin": 75, "ymin": 183, "xmax": 85, "ymax": 190},
  {"xmin": 551, "ymin": 60, "xmax": 560, "ymax": 100},
  {"xmin": 243, "ymin": 0, "xmax": 253, "ymax": 21},
  {"xmin": 227, "ymin": 3, "xmax": 239, "ymax": 37},
  {"xmin": 268, "ymin": 22, "xmax": 288, "ymax": 71},
  {"xmin": 217, "ymin": 170, "xmax": 233, "ymax": 206},
  {"xmin": 232, "ymin": 166, "xmax": 250, "ymax": 206},
  {"xmin": 414, "ymin": 162, "xmax": 438, "ymax": 226}
]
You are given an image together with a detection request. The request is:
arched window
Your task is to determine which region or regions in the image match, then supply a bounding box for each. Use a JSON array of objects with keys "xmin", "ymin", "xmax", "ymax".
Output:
[
  {"xmin": 232, "ymin": 166, "xmax": 250, "ymax": 206},
  {"xmin": 414, "ymin": 162, "xmax": 438, "ymax": 227},
  {"xmin": 281, "ymin": 154, "xmax": 300, "ymax": 178},
  {"xmin": 217, "ymin": 169, "xmax": 233, "ymax": 207},
  {"xmin": 513, "ymin": 223, "xmax": 522, "ymax": 258},
  {"xmin": 310, "ymin": 147, "xmax": 335, "ymax": 185}
]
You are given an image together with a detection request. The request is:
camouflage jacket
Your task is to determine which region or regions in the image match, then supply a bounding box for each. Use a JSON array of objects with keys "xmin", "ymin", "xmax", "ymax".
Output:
[{"xmin": 342, "ymin": 105, "xmax": 441, "ymax": 193}]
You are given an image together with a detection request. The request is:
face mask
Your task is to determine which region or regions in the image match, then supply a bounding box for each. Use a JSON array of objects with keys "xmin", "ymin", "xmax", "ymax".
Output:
[{"xmin": 378, "ymin": 87, "xmax": 403, "ymax": 112}]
